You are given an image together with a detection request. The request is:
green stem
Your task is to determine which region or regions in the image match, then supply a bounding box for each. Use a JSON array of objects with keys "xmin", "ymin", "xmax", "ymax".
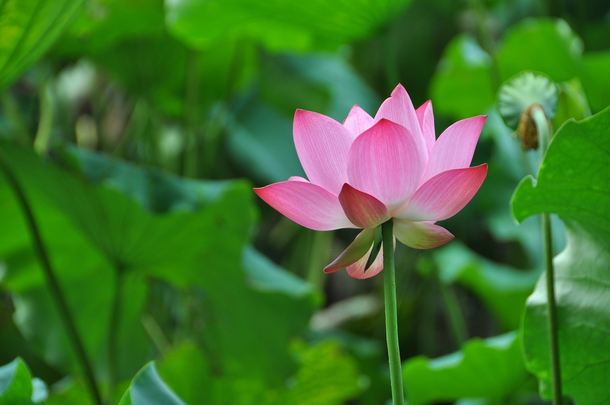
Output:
[
  {"xmin": 532, "ymin": 105, "xmax": 562, "ymax": 405},
  {"xmin": 306, "ymin": 231, "xmax": 333, "ymax": 289},
  {"xmin": 0, "ymin": 150, "xmax": 103, "ymax": 405},
  {"xmin": 141, "ymin": 313, "xmax": 171, "ymax": 355},
  {"xmin": 382, "ymin": 220, "xmax": 405, "ymax": 405},
  {"xmin": 542, "ymin": 211, "xmax": 561, "ymax": 404},
  {"xmin": 437, "ymin": 277, "xmax": 468, "ymax": 348},
  {"xmin": 107, "ymin": 267, "xmax": 125, "ymax": 404},
  {"xmin": 1, "ymin": 91, "xmax": 30, "ymax": 145},
  {"xmin": 183, "ymin": 50, "xmax": 201, "ymax": 178},
  {"xmin": 33, "ymin": 82, "xmax": 54, "ymax": 155}
]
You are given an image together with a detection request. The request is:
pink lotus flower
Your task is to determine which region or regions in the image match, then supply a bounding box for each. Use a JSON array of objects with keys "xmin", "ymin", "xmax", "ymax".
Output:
[{"xmin": 254, "ymin": 84, "xmax": 487, "ymax": 279}]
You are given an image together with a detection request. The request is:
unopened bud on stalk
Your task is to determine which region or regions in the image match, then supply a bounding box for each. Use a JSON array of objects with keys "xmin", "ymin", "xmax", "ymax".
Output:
[
  {"xmin": 498, "ymin": 72, "xmax": 558, "ymax": 150},
  {"xmin": 516, "ymin": 104, "xmax": 540, "ymax": 150}
]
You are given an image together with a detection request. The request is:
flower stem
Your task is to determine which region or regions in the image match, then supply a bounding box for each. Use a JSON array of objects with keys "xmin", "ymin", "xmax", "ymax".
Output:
[
  {"xmin": 382, "ymin": 220, "xmax": 405, "ymax": 405},
  {"xmin": 107, "ymin": 267, "xmax": 126, "ymax": 404},
  {"xmin": 532, "ymin": 105, "xmax": 562, "ymax": 405},
  {"xmin": 0, "ymin": 150, "xmax": 104, "ymax": 405}
]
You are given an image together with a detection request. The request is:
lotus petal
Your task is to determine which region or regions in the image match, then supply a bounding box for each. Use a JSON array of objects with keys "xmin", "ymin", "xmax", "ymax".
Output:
[
  {"xmin": 324, "ymin": 228, "xmax": 376, "ymax": 273},
  {"xmin": 395, "ymin": 165, "xmax": 488, "ymax": 221},
  {"xmin": 347, "ymin": 119, "xmax": 425, "ymax": 212},
  {"xmin": 343, "ymin": 105, "xmax": 375, "ymax": 136},
  {"xmin": 293, "ymin": 109, "xmax": 353, "ymax": 195},
  {"xmin": 254, "ymin": 180, "xmax": 354, "ymax": 231},
  {"xmin": 393, "ymin": 219, "xmax": 454, "ymax": 249},
  {"xmin": 422, "ymin": 115, "xmax": 486, "ymax": 183},
  {"xmin": 375, "ymin": 84, "xmax": 423, "ymax": 144},
  {"xmin": 415, "ymin": 100, "xmax": 436, "ymax": 156},
  {"xmin": 338, "ymin": 184, "xmax": 390, "ymax": 229},
  {"xmin": 346, "ymin": 243, "xmax": 384, "ymax": 279}
]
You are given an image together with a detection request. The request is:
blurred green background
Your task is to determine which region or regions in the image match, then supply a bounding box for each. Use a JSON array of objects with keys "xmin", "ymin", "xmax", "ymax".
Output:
[{"xmin": 0, "ymin": 0, "xmax": 609, "ymax": 404}]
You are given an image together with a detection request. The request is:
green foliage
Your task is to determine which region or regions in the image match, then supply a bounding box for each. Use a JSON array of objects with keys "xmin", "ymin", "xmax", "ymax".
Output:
[
  {"xmin": 0, "ymin": 141, "xmax": 258, "ymax": 377},
  {"xmin": 119, "ymin": 362, "xmax": 186, "ymax": 405},
  {"xmin": 430, "ymin": 34, "xmax": 496, "ymax": 118},
  {"xmin": 0, "ymin": 1, "xmax": 609, "ymax": 404},
  {"xmin": 55, "ymin": 0, "xmax": 257, "ymax": 118},
  {"xmin": 165, "ymin": 0, "xmax": 413, "ymax": 51},
  {"xmin": 433, "ymin": 242, "xmax": 539, "ymax": 330},
  {"xmin": 0, "ymin": 357, "xmax": 47, "ymax": 404},
  {"xmin": 403, "ymin": 332, "xmax": 529, "ymax": 405},
  {"xmin": 226, "ymin": 53, "xmax": 378, "ymax": 183},
  {"xmin": 496, "ymin": 18, "xmax": 582, "ymax": 84},
  {"xmin": 432, "ymin": 18, "xmax": 610, "ymax": 119},
  {"xmin": 0, "ymin": 0, "xmax": 82, "ymax": 90},
  {"xmin": 280, "ymin": 340, "xmax": 363, "ymax": 404},
  {"xmin": 581, "ymin": 51, "xmax": 610, "ymax": 112},
  {"xmin": 512, "ymin": 106, "xmax": 610, "ymax": 403},
  {"xmin": 0, "ymin": 140, "xmax": 320, "ymax": 388},
  {"xmin": 156, "ymin": 339, "xmax": 362, "ymax": 405},
  {"xmin": 512, "ymin": 107, "xmax": 610, "ymax": 237}
]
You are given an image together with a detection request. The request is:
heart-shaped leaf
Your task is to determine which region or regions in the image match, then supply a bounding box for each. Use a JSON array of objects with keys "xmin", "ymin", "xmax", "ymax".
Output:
[{"xmin": 512, "ymin": 106, "xmax": 610, "ymax": 403}]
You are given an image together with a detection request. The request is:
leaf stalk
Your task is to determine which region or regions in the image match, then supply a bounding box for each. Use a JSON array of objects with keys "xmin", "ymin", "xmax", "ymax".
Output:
[{"xmin": 532, "ymin": 105, "xmax": 563, "ymax": 405}]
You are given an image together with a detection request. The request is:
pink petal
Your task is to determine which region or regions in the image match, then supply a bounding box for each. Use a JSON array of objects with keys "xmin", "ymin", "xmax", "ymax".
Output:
[
  {"xmin": 338, "ymin": 184, "xmax": 390, "ymax": 229},
  {"xmin": 254, "ymin": 180, "xmax": 354, "ymax": 231},
  {"xmin": 375, "ymin": 84, "xmax": 423, "ymax": 146},
  {"xmin": 324, "ymin": 228, "xmax": 375, "ymax": 273},
  {"xmin": 421, "ymin": 115, "xmax": 487, "ymax": 184},
  {"xmin": 347, "ymin": 119, "xmax": 425, "ymax": 212},
  {"xmin": 343, "ymin": 105, "xmax": 375, "ymax": 136},
  {"xmin": 395, "ymin": 165, "xmax": 488, "ymax": 221},
  {"xmin": 346, "ymin": 243, "xmax": 384, "ymax": 279},
  {"xmin": 393, "ymin": 219, "xmax": 454, "ymax": 249},
  {"xmin": 415, "ymin": 100, "xmax": 435, "ymax": 156},
  {"xmin": 293, "ymin": 109, "xmax": 354, "ymax": 195}
]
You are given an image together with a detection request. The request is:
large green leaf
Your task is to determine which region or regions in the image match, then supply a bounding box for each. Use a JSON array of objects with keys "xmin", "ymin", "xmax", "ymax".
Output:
[
  {"xmin": 403, "ymin": 332, "xmax": 529, "ymax": 405},
  {"xmin": 0, "ymin": 153, "xmax": 141, "ymax": 376},
  {"xmin": 119, "ymin": 363, "xmax": 186, "ymax": 405},
  {"xmin": 512, "ymin": 106, "xmax": 610, "ymax": 403},
  {"xmin": 0, "ymin": 0, "xmax": 82, "ymax": 90},
  {"xmin": 580, "ymin": 50, "xmax": 610, "ymax": 113},
  {"xmin": 0, "ymin": 141, "xmax": 258, "ymax": 380},
  {"xmin": 1, "ymin": 142, "xmax": 256, "ymax": 270},
  {"xmin": 165, "ymin": 0, "xmax": 413, "ymax": 52},
  {"xmin": 429, "ymin": 34, "xmax": 495, "ymax": 118},
  {"xmin": 496, "ymin": 18, "xmax": 582, "ymax": 84},
  {"xmin": 56, "ymin": 0, "xmax": 165, "ymax": 55}
]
